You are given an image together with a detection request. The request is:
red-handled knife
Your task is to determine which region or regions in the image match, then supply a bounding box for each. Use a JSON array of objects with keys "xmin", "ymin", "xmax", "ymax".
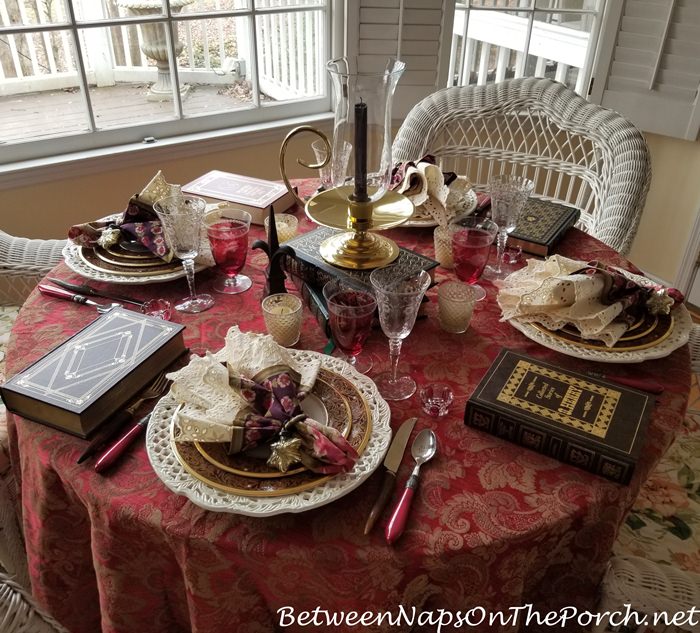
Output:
[
  {"xmin": 364, "ymin": 416, "xmax": 417, "ymax": 535},
  {"xmin": 94, "ymin": 413, "xmax": 150, "ymax": 474},
  {"xmin": 385, "ymin": 429, "xmax": 437, "ymax": 545},
  {"xmin": 38, "ymin": 283, "xmax": 115, "ymax": 310}
]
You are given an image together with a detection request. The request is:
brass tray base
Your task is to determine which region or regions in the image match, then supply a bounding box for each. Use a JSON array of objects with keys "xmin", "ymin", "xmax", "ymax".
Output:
[
  {"xmin": 306, "ymin": 186, "xmax": 413, "ymax": 269},
  {"xmin": 305, "ymin": 186, "xmax": 414, "ymax": 230}
]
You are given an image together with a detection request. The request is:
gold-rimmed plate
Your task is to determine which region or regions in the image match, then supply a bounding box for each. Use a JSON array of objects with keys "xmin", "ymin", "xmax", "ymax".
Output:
[
  {"xmin": 171, "ymin": 367, "xmax": 372, "ymax": 497},
  {"xmin": 78, "ymin": 245, "xmax": 183, "ymax": 277},
  {"xmin": 193, "ymin": 378, "xmax": 351, "ymax": 479}
]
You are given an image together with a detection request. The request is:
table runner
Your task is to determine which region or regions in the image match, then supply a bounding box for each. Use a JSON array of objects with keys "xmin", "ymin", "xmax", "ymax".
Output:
[{"xmin": 6, "ymin": 180, "xmax": 691, "ymax": 633}]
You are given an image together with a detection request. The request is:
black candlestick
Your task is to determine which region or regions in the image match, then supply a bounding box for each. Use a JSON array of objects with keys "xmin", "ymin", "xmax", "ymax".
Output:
[
  {"xmin": 353, "ymin": 100, "xmax": 369, "ymax": 202},
  {"xmin": 251, "ymin": 205, "xmax": 295, "ymax": 297}
]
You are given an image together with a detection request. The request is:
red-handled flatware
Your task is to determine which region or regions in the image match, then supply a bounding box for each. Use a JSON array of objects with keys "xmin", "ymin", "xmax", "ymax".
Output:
[
  {"xmin": 94, "ymin": 413, "xmax": 150, "ymax": 473},
  {"xmin": 385, "ymin": 429, "xmax": 437, "ymax": 545},
  {"xmin": 38, "ymin": 283, "xmax": 120, "ymax": 313},
  {"xmin": 364, "ymin": 416, "xmax": 417, "ymax": 535}
]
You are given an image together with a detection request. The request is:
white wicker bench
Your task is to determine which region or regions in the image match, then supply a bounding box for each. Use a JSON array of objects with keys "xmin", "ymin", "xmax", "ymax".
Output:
[{"xmin": 392, "ymin": 77, "xmax": 651, "ymax": 257}]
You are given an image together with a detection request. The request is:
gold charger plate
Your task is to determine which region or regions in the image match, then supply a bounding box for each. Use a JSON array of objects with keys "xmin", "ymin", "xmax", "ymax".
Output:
[
  {"xmin": 531, "ymin": 312, "xmax": 674, "ymax": 352},
  {"xmin": 79, "ymin": 244, "xmax": 183, "ymax": 277},
  {"xmin": 172, "ymin": 367, "xmax": 372, "ymax": 497},
  {"xmin": 194, "ymin": 377, "xmax": 351, "ymax": 479}
]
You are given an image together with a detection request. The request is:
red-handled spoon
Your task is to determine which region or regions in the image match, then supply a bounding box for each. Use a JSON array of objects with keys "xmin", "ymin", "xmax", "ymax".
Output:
[{"xmin": 385, "ymin": 429, "xmax": 437, "ymax": 545}]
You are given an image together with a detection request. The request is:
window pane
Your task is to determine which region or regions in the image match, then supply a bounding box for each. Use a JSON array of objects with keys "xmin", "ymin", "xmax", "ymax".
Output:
[
  {"xmin": 173, "ymin": 0, "xmax": 251, "ymax": 12},
  {"xmin": 255, "ymin": 9, "xmax": 324, "ymax": 102},
  {"xmin": 469, "ymin": 0, "xmax": 532, "ymax": 8},
  {"xmin": 0, "ymin": 29, "xmax": 89, "ymax": 142},
  {"xmin": 255, "ymin": 0, "xmax": 325, "ymax": 8},
  {"xmin": 1, "ymin": 0, "xmax": 69, "ymax": 26},
  {"xmin": 176, "ymin": 16, "xmax": 256, "ymax": 116},
  {"xmin": 535, "ymin": 0, "xmax": 599, "ymax": 9},
  {"xmin": 77, "ymin": 25, "xmax": 179, "ymax": 130}
]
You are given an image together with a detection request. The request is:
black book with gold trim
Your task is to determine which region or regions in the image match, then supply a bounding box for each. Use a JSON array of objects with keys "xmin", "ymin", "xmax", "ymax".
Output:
[
  {"xmin": 508, "ymin": 199, "xmax": 580, "ymax": 257},
  {"xmin": 282, "ymin": 226, "xmax": 438, "ymax": 291},
  {"xmin": 464, "ymin": 349, "xmax": 652, "ymax": 484}
]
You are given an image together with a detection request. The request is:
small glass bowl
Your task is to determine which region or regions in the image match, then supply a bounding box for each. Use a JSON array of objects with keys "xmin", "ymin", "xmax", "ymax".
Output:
[
  {"xmin": 141, "ymin": 298, "xmax": 173, "ymax": 321},
  {"xmin": 419, "ymin": 383, "xmax": 454, "ymax": 417}
]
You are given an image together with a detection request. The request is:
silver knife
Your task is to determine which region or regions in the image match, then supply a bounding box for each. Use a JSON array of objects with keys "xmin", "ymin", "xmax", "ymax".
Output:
[
  {"xmin": 364, "ymin": 416, "xmax": 417, "ymax": 535},
  {"xmin": 46, "ymin": 277, "xmax": 145, "ymax": 307}
]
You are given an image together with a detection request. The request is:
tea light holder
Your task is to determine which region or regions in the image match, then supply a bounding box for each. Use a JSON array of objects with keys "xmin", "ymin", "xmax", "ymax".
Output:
[
  {"xmin": 419, "ymin": 383, "xmax": 454, "ymax": 417},
  {"xmin": 438, "ymin": 281, "xmax": 478, "ymax": 334},
  {"xmin": 433, "ymin": 225, "xmax": 453, "ymax": 269},
  {"xmin": 261, "ymin": 293, "xmax": 303, "ymax": 347},
  {"xmin": 264, "ymin": 213, "xmax": 298, "ymax": 243}
]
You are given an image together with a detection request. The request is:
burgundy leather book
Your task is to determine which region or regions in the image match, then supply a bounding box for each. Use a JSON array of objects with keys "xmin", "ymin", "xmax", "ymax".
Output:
[
  {"xmin": 464, "ymin": 349, "xmax": 653, "ymax": 484},
  {"xmin": 0, "ymin": 308, "xmax": 185, "ymax": 438}
]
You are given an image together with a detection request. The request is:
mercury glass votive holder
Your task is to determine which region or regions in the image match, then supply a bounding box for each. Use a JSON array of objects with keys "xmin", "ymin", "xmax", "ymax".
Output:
[
  {"xmin": 438, "ymin": 281, "xmax": 477, "ymax": 334},
  {"xmin": 261, "ymin": 293, "xmax": 303, "ymax": 347},
  {"xmin": 433, "ymin": 225, "xmax": 453, "ymax": 269},
  {"xmin": 264, "ymin": 213, "xmax": 298, "ymax": 243}
]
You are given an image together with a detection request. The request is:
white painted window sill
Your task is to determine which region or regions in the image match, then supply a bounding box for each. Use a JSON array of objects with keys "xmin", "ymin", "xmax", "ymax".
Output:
[{"xmin": 0, "ymin": 112, "xmax": 334, "ymax": 190}]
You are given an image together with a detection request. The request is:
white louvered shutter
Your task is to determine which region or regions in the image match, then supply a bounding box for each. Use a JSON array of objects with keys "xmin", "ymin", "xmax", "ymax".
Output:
[
  {"xmin": 353, "ymin": 0, "xmax": 453, "ymax": 118},
  {"xmin": 592, "ymin": 0, "xmax": 700, "ymax": 140}
]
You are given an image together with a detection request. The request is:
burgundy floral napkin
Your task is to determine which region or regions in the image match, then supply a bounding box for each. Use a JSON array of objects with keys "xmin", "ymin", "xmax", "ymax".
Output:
[{"xmin": 67, "ymin": 171, "xmax": 177, "ymax": 261}]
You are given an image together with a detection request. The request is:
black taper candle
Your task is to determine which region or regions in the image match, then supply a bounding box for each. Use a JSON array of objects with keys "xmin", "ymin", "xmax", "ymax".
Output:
[{"xmin": 353, "ymin": 100, "xmax": 369, "ymax": 202}]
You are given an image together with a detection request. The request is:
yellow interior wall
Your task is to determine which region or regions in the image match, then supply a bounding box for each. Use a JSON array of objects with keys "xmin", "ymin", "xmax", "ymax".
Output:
[
  {"xmin": 0, "ymin": 135, "xmax": 315, "ymax": 239},
  {"xmin": 627, "ymin": 132, "xmax": 700, "ymax": 284},
  {"xmin": 1, "ymin": 130, "xmax": 699, "ymax": 286}
]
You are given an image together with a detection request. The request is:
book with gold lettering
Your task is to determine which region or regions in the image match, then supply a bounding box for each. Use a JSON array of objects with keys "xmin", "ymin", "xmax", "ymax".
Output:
[{"xmin": 464, "ymin": 349, "xmax": 652, "ymax": 484}]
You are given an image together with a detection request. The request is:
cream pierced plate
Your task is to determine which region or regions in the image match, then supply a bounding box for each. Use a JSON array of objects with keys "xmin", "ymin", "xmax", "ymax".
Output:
[{"xmin": 146, "ymin": 350, "xmax": 391, "ymax": 515}]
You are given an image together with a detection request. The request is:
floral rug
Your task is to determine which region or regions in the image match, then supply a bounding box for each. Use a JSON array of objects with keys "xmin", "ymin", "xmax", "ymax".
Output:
[{"xmin": 613, "ymin": 373, "xmax": 700, "ymax": 572}]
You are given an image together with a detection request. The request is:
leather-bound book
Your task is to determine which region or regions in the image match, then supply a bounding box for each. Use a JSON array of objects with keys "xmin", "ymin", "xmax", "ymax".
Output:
[
  {"xmin": 0, "ymin": 308, "xmax": 186, "ymax": 438},
  {"xmin": 508, "ymin": 199, "xmax": 581, "ymax": 257},
  {"xmin": 464, "ymin": 349, "xmax": 652, "ymax": 484},
  {"xmin": 281, "ymin": 226, "xmax": 438, "ymax": 290}
]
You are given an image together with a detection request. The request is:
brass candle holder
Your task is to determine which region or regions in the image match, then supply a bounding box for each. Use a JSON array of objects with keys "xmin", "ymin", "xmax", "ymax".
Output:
[
  {"xmin": 279, "ymin": 58, "xmax": 409, "ymax": 271},
  {"xmin": 279, "ymin": 127, "xmax": 413, "ymax": 270}
]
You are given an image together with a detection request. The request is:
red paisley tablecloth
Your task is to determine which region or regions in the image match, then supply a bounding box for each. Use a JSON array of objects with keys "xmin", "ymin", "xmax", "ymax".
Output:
[{"xmin": 6, "ymin": 180, "xmax": 691, "ymax": 633}]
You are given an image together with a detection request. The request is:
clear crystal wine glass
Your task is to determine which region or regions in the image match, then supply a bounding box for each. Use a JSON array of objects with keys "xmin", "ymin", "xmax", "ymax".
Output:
[
  {"xmin": 370, "ymin": 267, "xmax": 431, "ymax": 401},
  {"xmin": 485, "ymin": 174, "xmax": 535, "ymax": 278},
  {"xmin": 153, "ymin": 194, "xmax": 214, "ymax": 313},
  {"xmin": 322, "ymin": 279, "xmax": 377, "ymax": 374}
]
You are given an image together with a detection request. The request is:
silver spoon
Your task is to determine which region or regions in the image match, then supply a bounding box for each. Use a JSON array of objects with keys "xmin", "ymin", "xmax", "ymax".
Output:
[{"xmin": 385, "ymin": 428, "xmax": 437, "ymax": 544}]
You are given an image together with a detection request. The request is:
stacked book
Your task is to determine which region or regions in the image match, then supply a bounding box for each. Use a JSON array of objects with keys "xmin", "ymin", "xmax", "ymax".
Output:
[{"xmin": 282, "ymin": 227, "xmax": 439, "ymax": 338}]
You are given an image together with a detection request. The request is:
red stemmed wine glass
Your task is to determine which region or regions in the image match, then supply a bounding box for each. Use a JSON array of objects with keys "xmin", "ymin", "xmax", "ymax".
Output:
[
  {"xmin": 322, "ymin": 280, "xmax": 377, "ymax": 374},
  {"xmin": 206, "ymin": 210, "xmax": 252, "ymax": 294}
]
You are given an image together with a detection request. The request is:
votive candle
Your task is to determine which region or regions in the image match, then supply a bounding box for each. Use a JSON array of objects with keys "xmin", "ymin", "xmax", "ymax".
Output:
[{"xmin": 262, "ymin": 294, "xmax": 303, "ymax": 347}]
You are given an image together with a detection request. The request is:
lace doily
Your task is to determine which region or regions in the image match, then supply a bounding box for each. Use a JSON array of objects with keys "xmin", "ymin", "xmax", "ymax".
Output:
[{"xmin": 146, "ymin": 350, "xmax": 391, "ymax": 516}]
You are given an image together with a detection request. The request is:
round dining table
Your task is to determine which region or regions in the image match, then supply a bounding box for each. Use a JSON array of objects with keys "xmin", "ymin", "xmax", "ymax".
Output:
[{"xmin": 5, "ymin": 180, "xmax": 692, "ymax": 633}]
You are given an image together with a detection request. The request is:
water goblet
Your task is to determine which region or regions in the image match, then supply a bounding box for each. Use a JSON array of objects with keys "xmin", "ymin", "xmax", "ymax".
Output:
[
  {"xmin": 322, "ymin": 279, "xmax": 377, "ymax": 374},
  {"xmin": 370, "ymin": 267, "xmax": 431, "ymax": 401},
  {"xmin": 448, "ymin": 214, "xmax": 498, "ymax": 302},
  {"xmin": 206, "ymin": 209, "xmax": 253, "ymax": 294},
  {"xmin": 153, "ymin": 194, "xmax": 214, "ymax": 313},
  {"xmin": 485, "ymin": 174, "xmax": 535, "ymax": 278}
]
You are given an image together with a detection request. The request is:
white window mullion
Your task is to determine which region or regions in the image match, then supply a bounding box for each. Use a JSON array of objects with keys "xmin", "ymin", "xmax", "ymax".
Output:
[{"xmin": 64, "ymin": 2, "xmax": 97, "ymax": 131}]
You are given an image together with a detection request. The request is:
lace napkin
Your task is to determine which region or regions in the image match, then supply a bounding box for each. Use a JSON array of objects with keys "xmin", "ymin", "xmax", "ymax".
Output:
[
  {"xmin": 166, "ymin": 326, "xmax": 359, "ymax": 474},
  {"xmin": 391, "ymin": 155, "xmax": 452, "ymax": 226},
  {"xmin": 498, "ymin": 255, "xmax": 682, "ymax": 347}
]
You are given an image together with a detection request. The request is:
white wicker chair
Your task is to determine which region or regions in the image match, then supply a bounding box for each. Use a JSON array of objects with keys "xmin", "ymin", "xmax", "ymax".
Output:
[
  {"xmin": 0, "ymin": 571, "xmax": 69, "ymax": 633},
  {"xmin": 0, "ymin": 230, "xmax": 67, "ymax": 588},
  {"xmin": 594, "ymin": 556, "xmax": 700, "ymax": 633},
  {"xmin": 392, "ymin": 77, "xmax": 651, "ymax": 256}
]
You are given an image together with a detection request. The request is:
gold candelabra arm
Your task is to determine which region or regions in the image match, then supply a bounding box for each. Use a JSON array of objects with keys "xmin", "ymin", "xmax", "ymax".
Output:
[{"xmin": 279, "ymin": 125, "xmax": 331, "ymax": 208}]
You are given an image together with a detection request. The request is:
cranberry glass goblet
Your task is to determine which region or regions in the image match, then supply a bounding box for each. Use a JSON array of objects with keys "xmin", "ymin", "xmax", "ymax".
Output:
[
  {"xmin": 206, "ymin": 209, "xmax": 253, "ymax": 294},
  {"xmin": 322, "ymin": 280, "xmax": 377, "ymax": 374}
]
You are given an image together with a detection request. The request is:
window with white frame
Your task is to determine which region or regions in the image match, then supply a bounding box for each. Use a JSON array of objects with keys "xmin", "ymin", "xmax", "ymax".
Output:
[
  {"xmin": 0, "ymin": 0, "xmax": 331, "ymax": 164},
  {"xmin": 448, "ymin": 0, "xmax": 605, "ymax": 96}
]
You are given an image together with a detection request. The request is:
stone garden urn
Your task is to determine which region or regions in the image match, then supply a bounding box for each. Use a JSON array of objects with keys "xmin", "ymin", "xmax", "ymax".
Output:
[{"xmin": 118, "ymin": 0, "xmax": 194, "ymax": 101}]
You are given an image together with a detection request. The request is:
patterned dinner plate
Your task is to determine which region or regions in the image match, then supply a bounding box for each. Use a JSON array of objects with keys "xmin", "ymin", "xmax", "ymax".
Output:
[{"xmin": 146, "ymin": 350, "xmax": 391, "ymax": 516}]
